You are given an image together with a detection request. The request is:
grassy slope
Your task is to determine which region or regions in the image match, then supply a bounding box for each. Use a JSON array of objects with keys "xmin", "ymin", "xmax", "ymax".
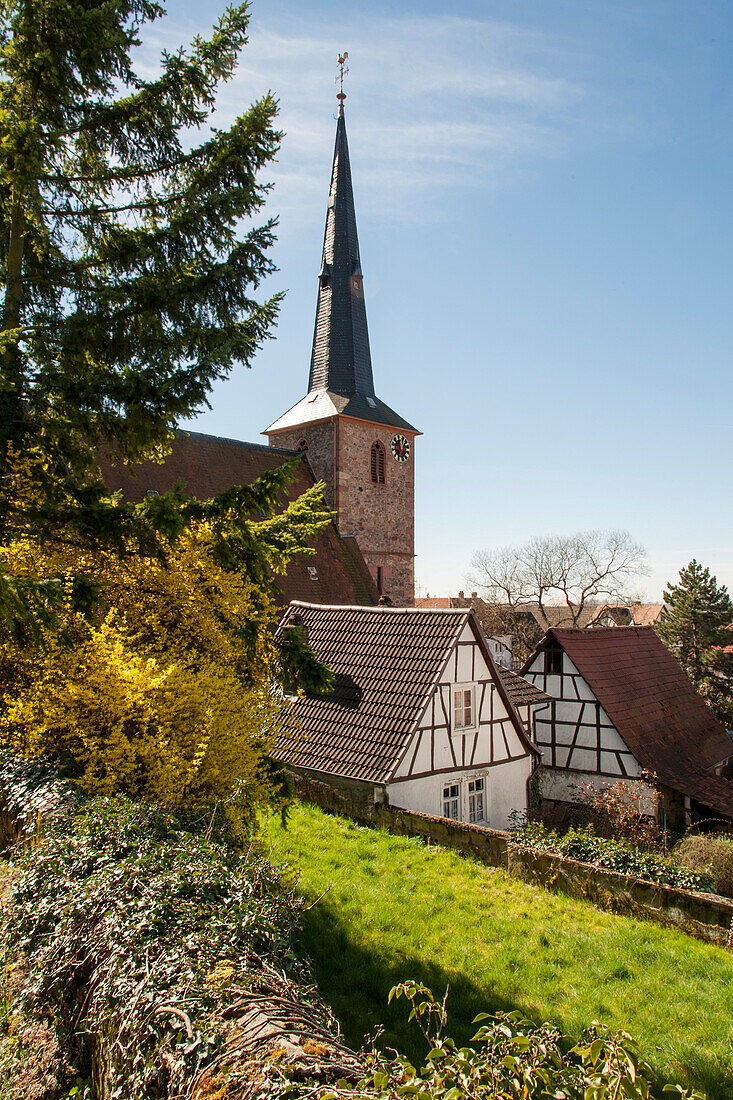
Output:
[{"xmin": 265, "ymin": 803, "xmax": 733, "ymax": 1099}]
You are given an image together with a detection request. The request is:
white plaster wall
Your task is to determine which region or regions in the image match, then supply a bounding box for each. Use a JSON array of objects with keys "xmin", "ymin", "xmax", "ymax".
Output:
[
  {"xmin": 541, "ymin": 768, "xmax": 656, "ymax": 813},
  {"xmin": 387, "ymin": 755, "xmax": 532, "ymax": 830}
]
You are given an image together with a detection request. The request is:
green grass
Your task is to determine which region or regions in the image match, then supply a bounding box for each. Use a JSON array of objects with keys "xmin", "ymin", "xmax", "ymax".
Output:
[{"xmin": 265, "ymin": 802, "xmax": 733, "ymax": 1099}]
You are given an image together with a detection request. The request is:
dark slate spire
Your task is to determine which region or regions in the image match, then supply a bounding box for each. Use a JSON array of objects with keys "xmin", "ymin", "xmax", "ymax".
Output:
[
  {"xmin": 309, "ymin": 102, "xmax": 374, "ymax": 397},
  {"xmin": 265, "ymin": 98, "xmax": 418, "ymax": 436}
]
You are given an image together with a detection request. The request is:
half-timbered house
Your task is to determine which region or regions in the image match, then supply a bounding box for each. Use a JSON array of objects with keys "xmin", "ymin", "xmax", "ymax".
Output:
[
  {"xmin": 521, "ymin": 627, "xmax": 733, "ymax": 829},
  {"xmin": 273, "ymin": 602, "xmax": 539, "ymax": 828}
]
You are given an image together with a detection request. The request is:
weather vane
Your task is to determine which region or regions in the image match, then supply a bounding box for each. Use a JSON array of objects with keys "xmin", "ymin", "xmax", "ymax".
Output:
[{"xmin": 336, "ymin": 52, "xmax": 349, "ymax": 103}]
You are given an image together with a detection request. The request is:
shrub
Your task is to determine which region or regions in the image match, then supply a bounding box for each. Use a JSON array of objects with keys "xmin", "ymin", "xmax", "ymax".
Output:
[
  {"xmin": 513, "ymin": 821, "xmax": 716, "ymax": 894},
  {"xmin": 675, "ymin": 834, "xmax": 733, "ymax": 898},
  {"xmin": 577, "ymin": 777, "xmax": 667, "ymax": 852},
  {"xmin": 0, "ymin": 523, "xmax": 291, "ymax": 827},
  {"xmin": 0, "ymin": 787, "xmax": 305, "ymax": 1099},
  {"xmin": 272, "ymin": 982, "xmax": 705, "ymax": 1099}
]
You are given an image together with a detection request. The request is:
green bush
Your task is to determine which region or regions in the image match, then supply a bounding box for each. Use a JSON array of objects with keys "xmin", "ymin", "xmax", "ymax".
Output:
[
  {"xmin": 675, "ymin": 834, "xmax": 733, "ymax": 898},
  {"xmin": 513, "ymin": 822, "xmax": 717, "ymax": 894},
  {"xmin": 279, "ymin": 982, "xmax": 704, "ymax": 1099}
]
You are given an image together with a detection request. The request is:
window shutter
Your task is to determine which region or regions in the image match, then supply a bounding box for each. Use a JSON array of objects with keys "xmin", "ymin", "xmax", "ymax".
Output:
[{"xmin": 371, "ymin": 441, "xmax": 386, "ymax": 484}]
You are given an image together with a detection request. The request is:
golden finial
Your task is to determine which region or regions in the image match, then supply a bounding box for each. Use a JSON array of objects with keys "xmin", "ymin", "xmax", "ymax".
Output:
[{"xmin": 336, "ymin": 51, "xmax": 349, "ymax": 103}]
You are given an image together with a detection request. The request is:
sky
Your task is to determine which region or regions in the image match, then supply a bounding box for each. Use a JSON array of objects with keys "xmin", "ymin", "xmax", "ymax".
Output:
[{"xmin": 145, "ymin": 0, "xmax": 731, "ymax": 601}]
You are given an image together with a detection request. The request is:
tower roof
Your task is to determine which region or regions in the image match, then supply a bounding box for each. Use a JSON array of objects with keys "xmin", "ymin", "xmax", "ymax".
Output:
[
  {"xmin": 310, "ymin": 102, "xmax": 372, "ymax": 397},
  {"xmin": 266, "ymin": 103, "xmax": 417, "ymax": 436}
]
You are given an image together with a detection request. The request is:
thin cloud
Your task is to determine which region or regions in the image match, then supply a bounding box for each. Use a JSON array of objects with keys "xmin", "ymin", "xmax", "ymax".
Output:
[{"xmin": 137, "ymin": 11, "xmax": 591, "ymax": 230}]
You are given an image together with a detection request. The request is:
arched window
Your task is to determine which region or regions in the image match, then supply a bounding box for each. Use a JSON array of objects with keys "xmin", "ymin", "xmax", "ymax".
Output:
[
  {"xmin": 370, "ymin": 441, "xmax": 386, "ymax": 484},
  {"xmin": 296, "ymin": 438, "xmax": 309, "ymax": 453}
]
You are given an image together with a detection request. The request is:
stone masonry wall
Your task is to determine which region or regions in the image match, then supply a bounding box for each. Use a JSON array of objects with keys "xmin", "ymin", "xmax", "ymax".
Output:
[
  {"xmin": 269, "ymin": 416, "xmax": 416, "ymax": 606},
  {"xmin": 289, "ymin": 772, "xmax": 733, "ymax": 949},
  {"xmin": 336, "ymin": 418, "xmax": 415, "ymax": 607},
  {"xmin": 269, "ymin": 421, "xmax": 336, "ymax": 509}
]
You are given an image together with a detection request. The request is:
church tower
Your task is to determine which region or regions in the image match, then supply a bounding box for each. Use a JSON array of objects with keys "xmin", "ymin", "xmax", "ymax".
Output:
[{"xmin": 265, "ymin": 87, "xmax": 418, "ymax": 607}]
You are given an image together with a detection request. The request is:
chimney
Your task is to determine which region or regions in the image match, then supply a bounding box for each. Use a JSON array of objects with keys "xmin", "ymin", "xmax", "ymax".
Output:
[{"xmin": 458, "ymin": 590, "xmax": 465, "ymax": 599}]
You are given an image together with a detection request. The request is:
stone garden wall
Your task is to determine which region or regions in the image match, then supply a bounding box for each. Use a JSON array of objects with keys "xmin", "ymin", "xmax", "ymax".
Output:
[{"xmin": 290, "ymin": 772, "xmax": 733, "ymax": 948}]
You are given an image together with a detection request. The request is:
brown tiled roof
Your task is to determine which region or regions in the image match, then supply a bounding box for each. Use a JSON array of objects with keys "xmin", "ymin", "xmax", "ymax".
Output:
[
  {"xmin": 587, "ymin": 605, "xmax": 633, "ymax": 627},
  {"xmin": 414, "ymin": 597, "xmax": 455, "ymax": 609},
  {"xmin": 630, "ymin": 603, "xmax": 665, "ymax": 627},
  {"xmin": 98, "ymin": 430, "xmax": 378, "ymax": 608},
  {"xmin": 540, "ymin": 605, "xmax": 600, "ymax": 629},
  {"xmin": 523, "ymin": 628, "xmax": 733, "ymax": 818},
  {"xmin": 449, "ymin": 597, "xmax": 598, "ymax": 636},
  {"xmin": 272, "ymin": 603, "xmax": 536, "ymax": 784},
  {"xmin": 498, "ymin": 668, "xmax": 551, "ymax": 709}
]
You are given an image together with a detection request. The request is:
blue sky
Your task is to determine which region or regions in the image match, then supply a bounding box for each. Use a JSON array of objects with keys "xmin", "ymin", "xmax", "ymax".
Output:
[{"xmin": 150, "ymin": 1, "xmax": 731, "ymax": 601}]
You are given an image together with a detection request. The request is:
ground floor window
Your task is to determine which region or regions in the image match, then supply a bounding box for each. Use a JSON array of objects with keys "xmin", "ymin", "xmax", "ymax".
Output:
[
  {"xmin": 468, "ymin": 777, "xmax": 485, "ymax": 823},
  {"xmin": 442, "ymin": 783, "xmax": 460, "ymax": 819},
  {"xmin": 442, "ymin": 777, "xmax": 487, "ymax": 823}
]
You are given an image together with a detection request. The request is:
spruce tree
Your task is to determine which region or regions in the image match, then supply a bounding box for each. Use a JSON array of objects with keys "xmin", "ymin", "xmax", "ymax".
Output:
[
  {"xmin": 657, "ymin": 560, "xmax": 733, "ymax": 727},
  {"xmin": 0, "ymin": 2, "xmax": 337, "ymax": 640},
  {"xmin": 0, "ymin": 1, "xmax": 281, "ymax": 540}
]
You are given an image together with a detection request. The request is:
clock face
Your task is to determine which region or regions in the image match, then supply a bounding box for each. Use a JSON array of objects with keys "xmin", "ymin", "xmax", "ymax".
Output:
[{"xmin": 391, "ymin": 434, "xmax": 411, "ymax": 463}]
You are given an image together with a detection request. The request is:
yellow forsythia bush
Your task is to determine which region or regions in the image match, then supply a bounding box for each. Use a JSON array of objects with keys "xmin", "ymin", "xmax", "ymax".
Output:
[{"xmin": 0, "ymin": 523, "xmax": 282, "ymax": 824}]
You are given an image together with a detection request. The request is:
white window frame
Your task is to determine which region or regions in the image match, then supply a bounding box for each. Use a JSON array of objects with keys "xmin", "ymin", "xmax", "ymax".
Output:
[
  {"xmin": 467, "ymin": 776, "xmax": 486, "ymax": 824},
  {"xmin": 442, "ymin": 782, "xmax": 460, "ymax": 819},
  {"xmin": 452, "ymin": 682, "xmax": 478, "ymax": 734}
]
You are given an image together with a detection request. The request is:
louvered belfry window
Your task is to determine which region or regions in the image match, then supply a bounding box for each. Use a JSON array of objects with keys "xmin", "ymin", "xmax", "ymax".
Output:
[{"xmin": 370, "ymin": 441, "xmax": 386, "ymax": 484}]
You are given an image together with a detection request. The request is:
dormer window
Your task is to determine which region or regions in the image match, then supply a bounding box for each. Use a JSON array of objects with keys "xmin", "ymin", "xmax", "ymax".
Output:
[{"xmin": 370, "ymin": 441, "xmax": 386, "ymax": 484}]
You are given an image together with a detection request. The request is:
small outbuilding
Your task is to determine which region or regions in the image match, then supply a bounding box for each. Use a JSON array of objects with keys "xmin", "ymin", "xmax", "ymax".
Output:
[
  {"xmin": 273, "ymin": 602, "xmax": 540, "ymax": 829},
  {"xmin": 520, "ymin": 627, "xmax": 733, "ymax": 829}
]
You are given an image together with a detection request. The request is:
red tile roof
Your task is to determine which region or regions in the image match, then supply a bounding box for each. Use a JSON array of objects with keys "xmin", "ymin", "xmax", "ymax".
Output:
[
  {"xmin": 98, "ymin": 430, "xmax": 378, "ymax": 608},
  {"xmin": 414, "ymin": 597, "xmax": 455, "ymax": 609},
  {"xmin": 587, "ymin": 603, "xmax": 665, "ymax": 628},
  {"xmin": 524, "ymin": 627, "xmax": 733, "ymax": 818}
]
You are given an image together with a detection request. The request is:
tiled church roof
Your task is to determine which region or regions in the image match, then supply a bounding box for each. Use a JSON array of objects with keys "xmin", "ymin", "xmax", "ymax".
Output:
[{"xmin": 98, "ymin": 429, "xmax": 378, "ymax": 608}]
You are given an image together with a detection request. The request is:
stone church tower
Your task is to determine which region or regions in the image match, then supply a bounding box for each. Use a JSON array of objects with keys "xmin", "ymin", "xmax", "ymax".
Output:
[{"xmin": 265, "ymin": 99, "xmax": 418, "ymax": 607}]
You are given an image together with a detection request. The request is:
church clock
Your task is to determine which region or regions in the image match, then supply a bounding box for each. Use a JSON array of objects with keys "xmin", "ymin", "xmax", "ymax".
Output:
[{"xmin": 391, "ymin": 434, "xmax": 410, "ymax": 463}]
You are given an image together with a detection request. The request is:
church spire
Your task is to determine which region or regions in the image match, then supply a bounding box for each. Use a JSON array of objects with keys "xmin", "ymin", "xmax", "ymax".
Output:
[
  {"xmin": 265, "ymin": 64, "xmax": 417, "ymax": 436},
  {"xmin": 308, "ymin": 97, "xmax": 374, "ymax": 397}
]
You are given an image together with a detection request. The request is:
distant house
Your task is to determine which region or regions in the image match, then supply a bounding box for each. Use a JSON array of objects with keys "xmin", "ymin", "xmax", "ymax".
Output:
[
  {"xmin": 586, "ymin": 603, "xmax": 665, "ymax": 629},
  {"xmin": 273, "ymin": 602, "xmax": 540, "ymax": 829},
  {"xmin": 520, "ymin": 627, "xmax": 733, "ymax": 829}
]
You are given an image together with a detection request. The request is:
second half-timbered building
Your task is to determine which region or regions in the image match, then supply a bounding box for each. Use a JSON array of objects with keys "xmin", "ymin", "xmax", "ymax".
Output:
[
  {"xmin": 273, "ymin": 602, "xmax": 539, "ymax": 829},
  {"xmin": 521, "ymin": 627, "xmax": 733, "ymax": 829}
]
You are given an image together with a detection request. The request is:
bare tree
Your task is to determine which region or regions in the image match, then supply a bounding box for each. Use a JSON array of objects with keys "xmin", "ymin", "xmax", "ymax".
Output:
[{"xmin": 470, "ymin": 530, "xmax": 649, "ymax": 634}]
